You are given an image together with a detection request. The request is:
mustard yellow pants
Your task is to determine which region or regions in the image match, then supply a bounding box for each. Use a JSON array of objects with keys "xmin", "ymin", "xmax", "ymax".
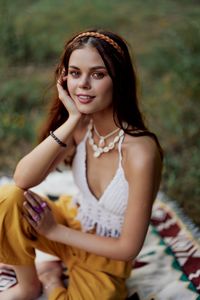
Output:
[{"xmin": 0, "ymin": 184, "xmax": 132, "ymax": 300}]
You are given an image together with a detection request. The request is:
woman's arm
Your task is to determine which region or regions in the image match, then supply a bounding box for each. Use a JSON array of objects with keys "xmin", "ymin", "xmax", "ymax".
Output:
[
  {"xmin": 14, "ymin": 82, "xmax": 81, "ymax": 189},
  {"xmin": 24, "ymin": 136, "xmax": 162, "ymax": 261},
  {"xmin": 14, "ymin": 115, "xmax": 80, "ymax": 189}
]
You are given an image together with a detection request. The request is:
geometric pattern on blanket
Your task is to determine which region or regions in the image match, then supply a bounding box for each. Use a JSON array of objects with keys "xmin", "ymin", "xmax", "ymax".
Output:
[
  {"xmin": 0, "ymin": 173, "xmax": 200, "ymax": 299},
  {"xmin": 127, "ymin": 198, "xmax": 200, "ymax": 300},
  {"xmin": 0, "ymin": 268, "xmax": 17, "ymax": 291}
]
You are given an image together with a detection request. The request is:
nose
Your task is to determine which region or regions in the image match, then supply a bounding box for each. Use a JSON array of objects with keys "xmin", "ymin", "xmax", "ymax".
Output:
[{"xmin": 78, "ymin": 75, "xmax": 91, "ymax": 90}]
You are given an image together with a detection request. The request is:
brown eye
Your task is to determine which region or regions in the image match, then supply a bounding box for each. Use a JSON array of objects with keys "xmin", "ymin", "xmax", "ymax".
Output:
[
  {"xmin": 92, "ymin": 72, "xmax": 105, "ymax": 79},
  {"xmin": 69, "ymin": 71, "xmax": 80, "ymax": 78}
]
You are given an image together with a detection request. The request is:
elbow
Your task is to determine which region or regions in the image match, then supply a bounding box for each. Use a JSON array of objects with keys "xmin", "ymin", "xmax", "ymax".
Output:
[
  {"xmin": 13, "ymin": 173, "xmax": 29, "ymax": 190},
  {"xmin": 123, "ymin": 253, "xmax": 137, "ymax": 262},
  {"xmin": 13, "ymin": 167, "xmax": 33, "ymax": 190},
  {"xmin": 112, "ymin": 252, "xmax": 136, "ymax": 262},
  {"xmin": 115, "ymin": 240, "xmax": 141, "ymax": 262},
  {"xmin": 13, "ymin": 169, "xmax": 45, "ymax": 190},
  {"xmin": 119, "ymin": 251, "xmax": 137, "ymax": 262}
]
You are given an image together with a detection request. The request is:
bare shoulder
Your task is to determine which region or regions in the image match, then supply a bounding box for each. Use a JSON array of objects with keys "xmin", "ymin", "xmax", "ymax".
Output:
[{"xmin": 123, "ymin": 134, "xmax": 162, "ymax": 172}]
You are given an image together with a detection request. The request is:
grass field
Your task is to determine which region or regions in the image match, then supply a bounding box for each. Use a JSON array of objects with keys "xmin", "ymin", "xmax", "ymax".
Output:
[{"xmin": 0, "ymin": 0, "xmax": 200, "ymax": 225}]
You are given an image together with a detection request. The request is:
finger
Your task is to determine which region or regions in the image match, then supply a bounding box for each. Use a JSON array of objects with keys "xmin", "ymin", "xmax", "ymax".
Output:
[
  {"xmin": 24, "ymin": 190, "xmax": 41, "ymax": 205},
  {"xmin": 26, "ymin": 190, "xmax": 43, "ymax": 203},
  {"xmin": 24, "ymin": 191, "xmax": 43, "ymax": 213},
  {"xmin": 61, "ymin": 68, "xmax": 66, "ymax": 75},
  {"xmin": 28, "ymin": 191, "xmax": 51, "ymax": 211},
  {"xmin": 25, "ymin": 190, "xmax": 49, "ymax": 210},
  {"xmin": 40, "ymin": 201, "xmax": 49, "ymax": 210},
  {"xmin": 22, "ymin": 212, "xmax": 38, "ymax": 228},
  {"xmin": 57, "ymin": 82, "xmax": 64, "ymax": 90},
  {"xmin": 23, "ymin": 201, "xmax": 41, "ymax": 220},
  {"xmin": 57, "ymin": 74, "xmax": 67, "ymax": 86},
  {"xmin": 56, "ymin": 86, "xmax": 70, "ymax": 104},
  {"xmin": 28, "ymin": 192, "xmax": 51, "ymax": 213},
  {"xmin": 57, "ymin": 83, "xmax": 65, "ymax": 95}
]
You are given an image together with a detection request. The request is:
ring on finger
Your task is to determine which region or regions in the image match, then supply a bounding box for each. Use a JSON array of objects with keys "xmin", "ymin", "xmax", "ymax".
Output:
[
  {"xmin": 33, "ymin": 206, "xmax": 43, "ymax": 214},
  {"xmin": 40, "ymin": 202, "xmax": 47, "ymax": 209},
  {"xmin": 33, "ymin": 214, "xmax": 40, "ymax": 223}
]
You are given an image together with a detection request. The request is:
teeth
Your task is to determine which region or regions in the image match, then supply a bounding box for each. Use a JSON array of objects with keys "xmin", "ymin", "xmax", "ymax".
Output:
[{"xmin": 78, "ymin": 95, "xmax": 92, "ymax": 99}]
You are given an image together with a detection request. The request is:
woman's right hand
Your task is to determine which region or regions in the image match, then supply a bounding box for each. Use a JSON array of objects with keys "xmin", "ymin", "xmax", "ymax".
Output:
[{"xmin": 57, "ymin": 75, "xmax": 81, "ymax": 119}]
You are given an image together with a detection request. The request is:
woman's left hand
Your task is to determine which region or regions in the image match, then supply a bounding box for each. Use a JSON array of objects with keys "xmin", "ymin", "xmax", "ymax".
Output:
[{"xmin": 23, "ymin": 190, "xmax": 58, "ymax": 237}]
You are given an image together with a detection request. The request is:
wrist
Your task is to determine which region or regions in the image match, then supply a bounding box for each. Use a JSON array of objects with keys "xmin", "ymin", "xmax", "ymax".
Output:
[
  {"xmin": 61, "ymin": 114, "xmax": 81, "ymax": 132},
  {"xmin": 46, "ymin": 224, "xmax": 63, "ymax": 241},
  {"xmin": 67, "ymin": 113, "xmax": 82, "ymax": 124}
]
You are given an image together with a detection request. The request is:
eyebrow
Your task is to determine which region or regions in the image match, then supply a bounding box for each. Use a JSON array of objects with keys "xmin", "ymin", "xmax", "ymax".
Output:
[{"xmin": 68, "ymin": 65, "xmax": 107, "ymax": 70}]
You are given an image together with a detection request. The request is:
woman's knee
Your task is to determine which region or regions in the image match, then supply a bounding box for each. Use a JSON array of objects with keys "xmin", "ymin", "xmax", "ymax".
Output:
[
  {"xmin": 18, "ymin": 281, "xmax": 42, "ymax": 300},
  {"xmin": 0, "ymin": 184, "xmax": 25, "ymax": 208},
  {"xmin": 14, "ymin": 265, "xmax": 42, "ymax": 299}
]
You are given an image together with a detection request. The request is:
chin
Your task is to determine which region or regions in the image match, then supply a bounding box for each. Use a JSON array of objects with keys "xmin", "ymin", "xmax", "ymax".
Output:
[
  {"xmin": 75, "ymin": 103, "xmax": 95, "ymax": 114},
  {"xmin": 76, "ymin": 106, "xmax": 93, "ymax": 115}
]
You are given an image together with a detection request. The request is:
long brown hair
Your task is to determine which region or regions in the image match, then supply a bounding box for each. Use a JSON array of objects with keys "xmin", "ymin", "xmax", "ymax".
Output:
[{"xmin": 39, "ymin": 29, "xmax": 163, "ymax": 160}]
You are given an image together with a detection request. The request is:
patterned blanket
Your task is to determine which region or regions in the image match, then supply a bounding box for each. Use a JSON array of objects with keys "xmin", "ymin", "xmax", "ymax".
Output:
[{"xmin": 0, "ymin": 172, "xmax": 199, "ymax": 300}]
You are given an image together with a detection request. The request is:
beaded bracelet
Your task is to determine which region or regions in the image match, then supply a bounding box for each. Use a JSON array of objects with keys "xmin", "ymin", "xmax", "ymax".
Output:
[{"xmin": 50, "ymin": 131, "xmax": 67, "ymax": 148}]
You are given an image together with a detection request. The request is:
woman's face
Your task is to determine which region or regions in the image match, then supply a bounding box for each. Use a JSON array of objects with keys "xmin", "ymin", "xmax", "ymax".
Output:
[{"xmin": 66, "ymin": 45, "xmax": 113, "ymax": 115}]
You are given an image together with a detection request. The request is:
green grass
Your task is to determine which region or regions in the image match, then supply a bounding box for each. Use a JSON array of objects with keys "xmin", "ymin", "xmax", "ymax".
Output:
[{"xmin": 0, "ymin": 0, "xmax": 200, "ymax": 226}]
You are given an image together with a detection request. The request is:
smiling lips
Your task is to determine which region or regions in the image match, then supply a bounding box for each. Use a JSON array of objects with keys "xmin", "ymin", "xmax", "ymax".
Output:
[{"xmin": 76, "ymin": 94, "xmax": 95, "ymax": 104}]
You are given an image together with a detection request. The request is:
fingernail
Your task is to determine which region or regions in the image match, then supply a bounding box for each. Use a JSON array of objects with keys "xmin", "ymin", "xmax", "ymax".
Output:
[{"xmin": 24, "ymin": 191, "xmax": 31, "ymax": 198}]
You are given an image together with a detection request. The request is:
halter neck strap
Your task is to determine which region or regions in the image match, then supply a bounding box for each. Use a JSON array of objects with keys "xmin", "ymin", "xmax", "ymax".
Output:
[{"xmin": 118, "ymin": 132, "xmax": 125, "ymax": 167}]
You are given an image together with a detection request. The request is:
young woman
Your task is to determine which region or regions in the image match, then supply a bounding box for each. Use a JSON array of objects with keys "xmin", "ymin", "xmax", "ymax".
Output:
[{"xmin": 0, "ymin": 29, "xmax": 163, "ymax": 300}]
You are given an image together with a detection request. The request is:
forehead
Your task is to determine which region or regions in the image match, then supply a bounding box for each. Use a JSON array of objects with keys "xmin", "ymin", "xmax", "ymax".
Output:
[{"xmin": 68, "ymin": 45, "xmax": 106, "ymax": 68}]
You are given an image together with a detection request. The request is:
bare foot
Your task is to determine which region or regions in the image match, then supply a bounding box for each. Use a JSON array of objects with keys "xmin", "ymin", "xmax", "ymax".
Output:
[{"xmin": 36, "ymin": 261, "xmax": 64, "ymax": 297}]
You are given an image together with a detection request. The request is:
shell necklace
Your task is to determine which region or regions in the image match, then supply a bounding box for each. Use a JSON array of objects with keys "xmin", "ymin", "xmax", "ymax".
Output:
[{"xmin": 88, "ymin": 120, "xmax": 124, "ymax": 158}]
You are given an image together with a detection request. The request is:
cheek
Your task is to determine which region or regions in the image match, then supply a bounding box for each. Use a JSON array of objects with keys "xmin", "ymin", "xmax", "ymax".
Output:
[{"xmin": 100, "ymin": 81, "xmax": 113, "ymax": 100}]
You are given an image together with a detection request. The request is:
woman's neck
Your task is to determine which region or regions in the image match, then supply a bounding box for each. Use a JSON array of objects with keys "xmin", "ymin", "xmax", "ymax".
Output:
[{"xmin": 91, "ymin": 110, "xmax": 118, "ymax": 136}]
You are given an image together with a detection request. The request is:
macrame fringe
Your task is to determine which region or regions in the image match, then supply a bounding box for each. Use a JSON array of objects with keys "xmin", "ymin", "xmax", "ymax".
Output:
[
  {"xmin": 76, "ymin": 209, "xmax": 121, "ymax": 238},
  {"xmin": 0, "ymin": 177, "xmax": 199, "ymax": 242}
]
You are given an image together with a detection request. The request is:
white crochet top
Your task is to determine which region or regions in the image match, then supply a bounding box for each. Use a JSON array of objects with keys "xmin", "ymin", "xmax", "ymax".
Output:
[{"xmin": 71, "ymin": 129, "xmax": 129, "ymax": 238}]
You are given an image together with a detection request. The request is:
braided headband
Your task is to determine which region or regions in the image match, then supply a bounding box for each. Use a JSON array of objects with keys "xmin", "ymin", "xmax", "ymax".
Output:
[{"xmin": 73, "ymin": 32, "xmax": 123, "ymax": 55}]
